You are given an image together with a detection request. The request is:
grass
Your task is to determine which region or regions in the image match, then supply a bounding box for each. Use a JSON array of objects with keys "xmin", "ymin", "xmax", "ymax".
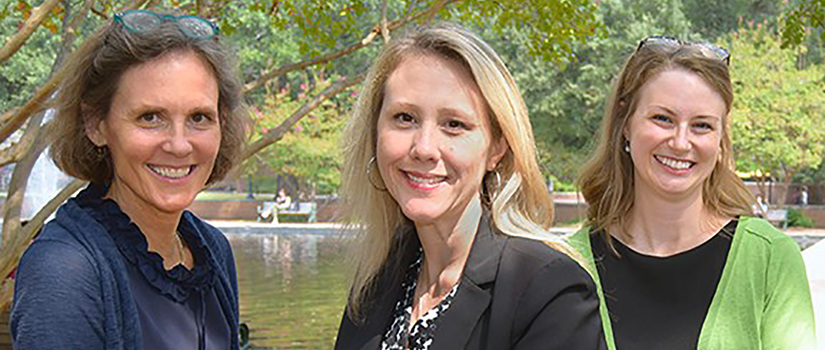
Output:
[{"xmin": 196, "ymin": 191, "xmax": 272, "ymax": 201}]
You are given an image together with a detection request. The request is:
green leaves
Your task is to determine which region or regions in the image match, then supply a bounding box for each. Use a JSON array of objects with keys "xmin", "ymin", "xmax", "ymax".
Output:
[
  {"xmin": 729, "ymin": 24, "xmax": 825, "ymax": 184},
  {"xmin": 450, "ymin": 0, "xmax": 602, "ymax": 63},
  {"xmin": 780, "ymin": 0, "xmax": 825, "ymax": 48}
]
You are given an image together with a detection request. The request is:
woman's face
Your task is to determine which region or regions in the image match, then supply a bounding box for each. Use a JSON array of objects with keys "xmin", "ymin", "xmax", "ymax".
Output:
[
  {"xmin": 87, "ymin": 50, "xmax": 221, "ymax": 215},
  {"xmin": 375, "ymin": 54, "xmax": 506, "ymax": 228},
  {"xmin": 625, "ymin": 68, "xmax": 725, "ymax": 202}
]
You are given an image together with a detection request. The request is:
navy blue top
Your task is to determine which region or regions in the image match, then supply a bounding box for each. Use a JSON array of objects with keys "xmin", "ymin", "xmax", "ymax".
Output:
[
  {"xmin": 11, "ymin": 184, "xmax": 240, "ymax": 349},
  {"xmin": 77, "ymin": 184, "xmax": 231, "ymax": 349}
]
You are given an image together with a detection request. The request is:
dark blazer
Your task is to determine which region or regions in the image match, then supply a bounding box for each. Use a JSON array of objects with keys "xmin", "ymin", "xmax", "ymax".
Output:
[{"xmin": 335, "ymin": 215, "xmax": 606, "ymax": 350}]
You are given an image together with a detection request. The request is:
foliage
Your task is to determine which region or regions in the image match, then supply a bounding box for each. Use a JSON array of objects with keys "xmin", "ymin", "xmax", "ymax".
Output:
[
  {"xmin": 0, "ymin": 1, "xmax": 61, "ymax": 112},
  {"xmin": 728, "ymin": 23, "xmax": 825, "ymax": 199},
  {"xmin": 781, "ymin": 0, "xmax": 825, "ymax": 48},
  {"xmin": 248, "ymin": 76, "xmax": 356, "ymax": 195},
  {"xmin": 787, "ymin": 207, "xmax": 815, "ymax": 228},
  {"xmin": 449, "ymin": 0, "xmax": 601, "ymax": 63},
  {"xmin": 474, "ymin": 0, "xmax": 695, "ymax": 185},
  {"xmin": 682, "ymin": 0, "xmax": 779, "ymax": 40}
]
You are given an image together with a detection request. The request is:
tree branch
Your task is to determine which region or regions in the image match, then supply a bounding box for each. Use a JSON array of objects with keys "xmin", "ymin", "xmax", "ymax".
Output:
[
  {"xmin": 127, "ymin": 0, "xmax": 153, "ymax": 11},
  {"xmin": 0, "ymin": 67, "xmax": 63, "ymax": 145},
  {"xmin": 1, "ymin": 113, "xmax": 49, "ymax": 244},
  {"xmin": 424, "ymin": 0, "xmax": 450, "ymax": 23},
  {"xmin": 380, "ymin": 0, "xmax": 390, "ymax": 44},
  {"xmin": 243, "ymin": 71, "xmax": 366, "ymax": 159},
  {"xmin": 0, "ymin": 178, "xmax": 87, "ymax": 310},
  {"xmin": 269, "ymin": 0, "xmax": 281, "ymax": 16},
  {"xmin": 243, "ymin": 1, "xmax": 449, "ymax": 93},
  {"xmin": 0, "ymin": 0, "xmax": 63, "ymax": 65}
]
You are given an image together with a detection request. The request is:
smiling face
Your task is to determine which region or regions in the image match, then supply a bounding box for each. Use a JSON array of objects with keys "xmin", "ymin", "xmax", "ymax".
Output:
[
  {"xmin": 375, "ymin": 54, "xmax": 506, "ymax": 228},
  {"xmin": 87, "ymin": 50, "xmax": 221, "ymax": 216},
  {"xmin": 625, "ymin": 68, "xmax": 726, "ymax": 201}
]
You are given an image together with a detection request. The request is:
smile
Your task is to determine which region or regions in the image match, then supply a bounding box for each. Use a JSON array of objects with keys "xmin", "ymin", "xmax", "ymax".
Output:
[
  {"xmin": 404, "ymin": 171, "xmax": 446, "ymax": 189},
  {"xmin": 654, "ymin": 155, "xmax": 694, "ymax": 170},
  {"xmin": 148, "ymin": 165, "xmax": 194, "ymax": 179}
]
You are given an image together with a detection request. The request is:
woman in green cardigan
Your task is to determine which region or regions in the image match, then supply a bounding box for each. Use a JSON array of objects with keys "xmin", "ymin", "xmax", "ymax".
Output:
[{"xmin": 569, "ymin": 36, "xmax": 816, "ymax": 350}]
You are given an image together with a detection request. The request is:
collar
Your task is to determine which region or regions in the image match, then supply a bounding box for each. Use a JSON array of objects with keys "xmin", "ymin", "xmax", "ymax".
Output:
[{"xmin": 460, "ymin": 211, "xmax": 507, "ymax": 286}]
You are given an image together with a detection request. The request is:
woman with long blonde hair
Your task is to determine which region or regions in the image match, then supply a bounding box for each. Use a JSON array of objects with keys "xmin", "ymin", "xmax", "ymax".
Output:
[
  {"xmin": 334, "ymin": 25, "xmax": 605, "ymax": 350},
  {"xmin": 570, "ymin": 36, "xmax": 815, "ymax": 350}
]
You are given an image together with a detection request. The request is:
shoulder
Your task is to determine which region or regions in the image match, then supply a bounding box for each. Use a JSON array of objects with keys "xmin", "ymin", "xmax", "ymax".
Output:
[
  {"xmin": 22, "ymin": 207, "xmax": 100, "ymax": 269},
  {"xmin": 499, "ymin": 234, "xmax": 595, "ymax": 292},
  {"xmin": 735, "ymin": 216, "xmax": 799, "ymax": 253},
  {"xmin": 19, "ymin": 227, "xmax": 98, "ymax": 280}
]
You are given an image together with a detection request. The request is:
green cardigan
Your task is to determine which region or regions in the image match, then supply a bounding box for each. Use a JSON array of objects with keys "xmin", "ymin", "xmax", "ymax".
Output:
[{"xmin": 568, "ymin": 217, "xmax": 816, "ymax": 350}]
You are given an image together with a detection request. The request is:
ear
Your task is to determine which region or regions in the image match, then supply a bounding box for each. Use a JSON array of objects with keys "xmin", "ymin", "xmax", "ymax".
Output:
[
  {"xmin": 82, "ymin": 104, "xmax": 107, "ymax": 147},
  {"xmin": 486, "ymin": 136, "xmax": 508, "ymax": 171}
]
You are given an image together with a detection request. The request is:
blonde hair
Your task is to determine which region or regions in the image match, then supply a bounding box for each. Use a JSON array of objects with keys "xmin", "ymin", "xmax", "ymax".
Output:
[
  {"xmin": 341, "ymin": 24, "xmax": 563, "ymax": 319},
  {"xmin": 578, "ymin": 42, "xmax": 754, "ymax": 245}
]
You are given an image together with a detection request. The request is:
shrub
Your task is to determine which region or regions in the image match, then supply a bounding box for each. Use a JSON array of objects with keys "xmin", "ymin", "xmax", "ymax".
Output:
[{"xmin": 787, "ymin": 208, "xmax": 815, "ymax": 228}]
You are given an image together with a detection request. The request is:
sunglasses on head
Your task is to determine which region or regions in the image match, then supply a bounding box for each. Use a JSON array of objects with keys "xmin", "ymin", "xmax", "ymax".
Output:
[
  {"xmin": 113, "ymin": 10, "xmax": 219, "ymax": 39},
  {"xmin": 637, "ymin": 35, "xmax": 730, "ymax": 65}
]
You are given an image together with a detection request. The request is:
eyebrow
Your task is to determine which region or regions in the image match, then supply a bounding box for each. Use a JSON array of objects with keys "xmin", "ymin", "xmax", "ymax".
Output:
[
  {"xmin": 384, "ymin": 101, "xmax": 478, "ymax": 120},
  {"xmin": 649, "ymin": 105, "xmax": 721, "ymax": 121}
]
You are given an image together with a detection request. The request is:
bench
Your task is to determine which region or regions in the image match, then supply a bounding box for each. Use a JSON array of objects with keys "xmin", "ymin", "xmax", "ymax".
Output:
[
  {"xmin": 257, "ymin": 201, "xmax": 317, "ymax": 223},
  {"xmin": 279, "ymin": 202, "xmax": 317, "ymax": 223},
  {"xmin": 766, "ymin": 209, "xmax": 788, "ymax": 228}
]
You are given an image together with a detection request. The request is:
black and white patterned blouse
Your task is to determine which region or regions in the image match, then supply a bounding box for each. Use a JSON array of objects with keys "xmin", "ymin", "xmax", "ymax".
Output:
[{"xmin": 381, "ymin": 249, "xmax": 459, "ymax": 350}]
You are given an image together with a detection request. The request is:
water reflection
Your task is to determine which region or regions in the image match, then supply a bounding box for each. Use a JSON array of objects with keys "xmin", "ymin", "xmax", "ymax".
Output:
[{"xmin": 229, "ymin": 233, "xmax": 349, "ymax": 349}]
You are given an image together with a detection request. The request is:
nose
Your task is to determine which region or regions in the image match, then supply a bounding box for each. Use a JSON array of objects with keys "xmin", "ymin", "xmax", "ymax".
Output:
[
  {"xmin": 409, "ymin": 124, "xmax": 440, "ymax": 162},
  {"xmin": 162, "ymin": 121, "xmax": 193, "ymax": 157},
  {"xmin": 669, "ymin": 124, "xmax": 692, "ymax": 152}
]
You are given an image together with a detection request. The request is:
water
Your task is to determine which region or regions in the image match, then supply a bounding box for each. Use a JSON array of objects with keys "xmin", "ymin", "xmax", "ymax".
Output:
[{"xmin": 228, "ymin": 233, "xmax": 350, "ymax": 349}]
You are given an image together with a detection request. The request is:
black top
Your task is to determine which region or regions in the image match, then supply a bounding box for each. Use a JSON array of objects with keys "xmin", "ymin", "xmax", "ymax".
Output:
[
  {"xmin": 591, "ymin": 220, "xmax": 737, "ymax": 350},
  {"xmin": 77, "ymin": 183, "xmax": 231, "ymax": 349},
  {"xmin": 335, "ymin": 213, "xmax": 606, "ymax": 350}
]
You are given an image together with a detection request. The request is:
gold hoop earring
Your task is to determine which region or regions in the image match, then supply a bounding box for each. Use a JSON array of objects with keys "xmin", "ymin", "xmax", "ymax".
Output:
[{"xmin": 366, "ymin": 156, "xmax": 387, "ymax": 192}]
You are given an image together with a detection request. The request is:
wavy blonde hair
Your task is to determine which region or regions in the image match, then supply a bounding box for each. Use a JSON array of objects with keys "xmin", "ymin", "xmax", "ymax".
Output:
[
  {"xmin": 341, "ymin": 24, "xmax": 564, "ymax": 320},
  {"xmin": 578, "ymin": 42, "xmax": 754, "ymax": 246}
]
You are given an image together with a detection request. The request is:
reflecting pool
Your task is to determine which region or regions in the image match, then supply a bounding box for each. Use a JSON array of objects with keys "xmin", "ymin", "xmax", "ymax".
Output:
[{"xmin": 228, "ymin": 232, "xmax": 350, "ymax": 349}]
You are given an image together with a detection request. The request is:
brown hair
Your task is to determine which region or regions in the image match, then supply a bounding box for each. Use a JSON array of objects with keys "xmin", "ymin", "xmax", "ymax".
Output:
[
  {"xmin": 578, "ymin": 42, "xmax": 754, "ymax": 245},
  {"xmin": 341, "ymin": 24, "xmax": 563, "ymax": 320},
  {"xmin": 49, "ymin": 12, "xmax": 248, "ymax": 185}
]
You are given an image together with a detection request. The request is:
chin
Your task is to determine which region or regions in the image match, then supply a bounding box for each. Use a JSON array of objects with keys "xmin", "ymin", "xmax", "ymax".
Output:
[
  {"xmin": 153, "ymin": 194, "xmax": 198, "ymax": 213},
  {"xmin": 399, "ymin": 206, "xmax": 442, "ymax": 225}
]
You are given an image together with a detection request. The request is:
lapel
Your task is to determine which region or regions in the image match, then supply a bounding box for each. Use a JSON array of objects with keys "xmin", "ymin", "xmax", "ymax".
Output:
[{"xmin": 430, "ymin": 213, "xmax": 507, "ymax": 349}]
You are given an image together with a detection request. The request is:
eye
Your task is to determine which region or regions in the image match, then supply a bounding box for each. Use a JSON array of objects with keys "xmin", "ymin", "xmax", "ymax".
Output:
[
  {"xmin": 393, "ymin": 112, "xmax": 415, "ymax": 125},
  {"xmin": 137, "ymin": 112, "xmax": 162, "ymax": 126},
  {"xmin": 445, "ymin": 119, "xmax": 467, "ymax": 131},
  {"xmin": 693, "ymin": 121, "xmax": 714, "ymax": 131},
  {"xmin": 652, "ymin": 114, "xmax": 672, "ymax": 123},
  {"xmin": 190, "ymin": 112, "xmax": 216, "ymax": 128}
]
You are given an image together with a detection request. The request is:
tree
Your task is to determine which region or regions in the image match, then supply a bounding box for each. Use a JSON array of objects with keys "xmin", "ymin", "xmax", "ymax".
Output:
[
  {"xmin": 728, "ymin": 23, "xmax": 825, "ymax": 204},
  {"xmin": 781, "ymin": 0, "xmax": 825, "ymax": 48},
  {"xmin": 0, "ymin": 0, "xmax": 601, "ymax": 310},
  {"xmin": 482, "ymin": 0, "xmax": 695, "ymax": 185}
]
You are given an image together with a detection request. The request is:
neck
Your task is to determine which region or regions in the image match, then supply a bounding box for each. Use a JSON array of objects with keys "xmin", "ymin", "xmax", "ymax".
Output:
[
  {"xmin": 414, "ymin": 195, "xmax": 482, "ymax": 296},
  {"xmin": 620, "ymin": 183, "xmax": 727, "ymax": 257},
  {"xmin": 106, "ymin": 182, "xmax": 183, "ymax": 265}
]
